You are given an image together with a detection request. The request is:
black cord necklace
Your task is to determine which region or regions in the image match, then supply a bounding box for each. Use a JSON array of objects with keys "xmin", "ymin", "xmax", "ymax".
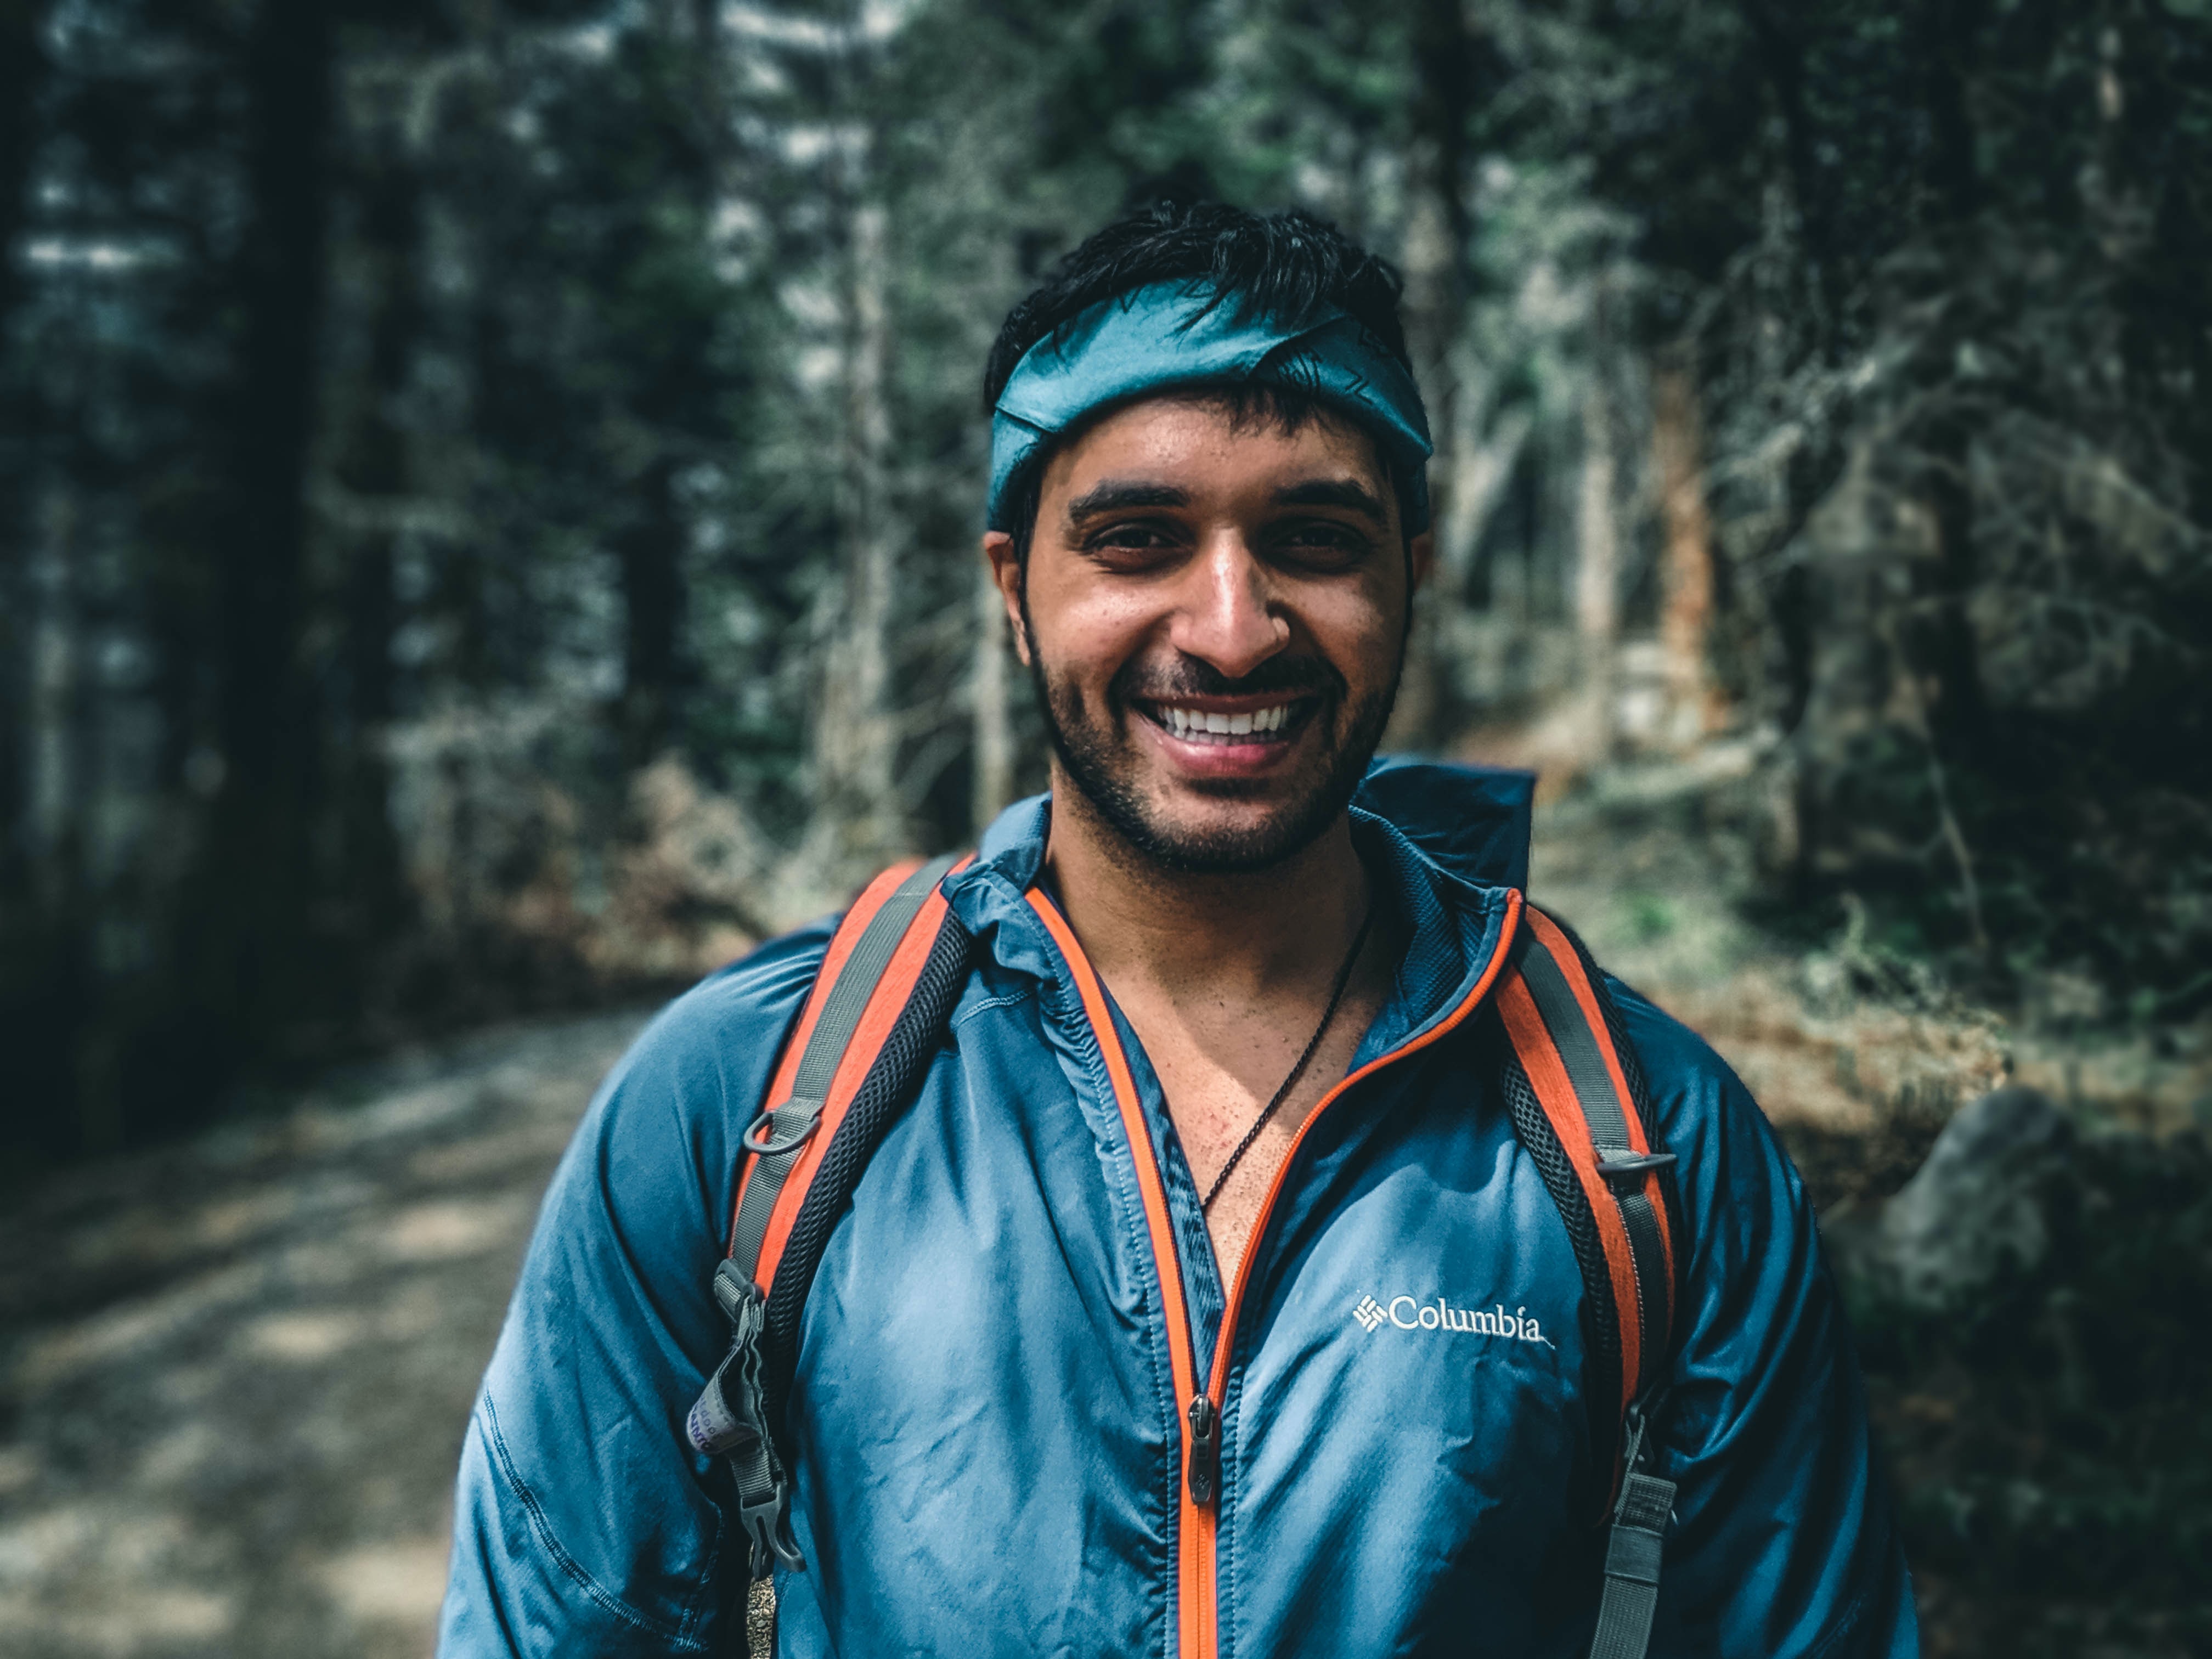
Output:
[{"xmin": 1201, "ymin": 905, "xmax": 1375, "ymax": 1212}]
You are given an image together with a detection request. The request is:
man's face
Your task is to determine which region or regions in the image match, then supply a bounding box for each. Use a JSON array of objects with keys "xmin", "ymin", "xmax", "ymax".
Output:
[{"xmin": 987, "ymin": 393, "xmax": 1429, "ymax": 874}]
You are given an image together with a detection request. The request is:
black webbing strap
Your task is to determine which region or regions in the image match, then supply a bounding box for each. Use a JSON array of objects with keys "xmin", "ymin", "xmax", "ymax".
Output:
[
  {"xmin": 1588, "ymin": 1403, "xmax": 1676, "ymax": 1659},
  {"xmin": 727, "ymin": 853, "xmax": 963, "ymax": 1280}
]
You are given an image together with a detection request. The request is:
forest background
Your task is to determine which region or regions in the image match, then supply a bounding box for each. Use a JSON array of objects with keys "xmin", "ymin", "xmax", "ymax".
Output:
[{"xmin": 2, "ymin": 0, "xmax": 2209, "ymax": 1654}]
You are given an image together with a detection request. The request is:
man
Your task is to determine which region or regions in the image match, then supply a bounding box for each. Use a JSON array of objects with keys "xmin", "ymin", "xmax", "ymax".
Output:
[{"xmin": 439, "ymin": 201, "xmax": 1916, "ymax": 1657}]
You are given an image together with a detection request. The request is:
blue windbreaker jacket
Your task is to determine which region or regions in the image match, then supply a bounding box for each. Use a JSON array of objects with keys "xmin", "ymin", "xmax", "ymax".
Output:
[{"xmin": 439, "ymin": 761, "xmax": 1917, "ymax": 1658}]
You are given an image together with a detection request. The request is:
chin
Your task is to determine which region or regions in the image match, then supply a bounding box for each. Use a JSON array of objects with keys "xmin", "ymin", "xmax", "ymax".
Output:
[{"xmin": 1112, "ymin": 792, "xmax": 1340, "ymax": 876}]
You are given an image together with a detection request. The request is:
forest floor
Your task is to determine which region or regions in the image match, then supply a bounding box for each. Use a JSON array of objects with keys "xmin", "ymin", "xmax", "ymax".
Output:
[
  {"xmin": 3, "ymin": 767, "xmax": 2207, "ymax": 1657},
  {"xmin": 0, "ymin": 1012, "xmax": 652, "ymax": 1659}
]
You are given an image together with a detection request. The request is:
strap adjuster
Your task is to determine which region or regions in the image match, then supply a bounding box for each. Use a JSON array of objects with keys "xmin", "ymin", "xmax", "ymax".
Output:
[{"xmin": 1595, "ymin": 1148, "xmax": 1677, "ymax": 1183}]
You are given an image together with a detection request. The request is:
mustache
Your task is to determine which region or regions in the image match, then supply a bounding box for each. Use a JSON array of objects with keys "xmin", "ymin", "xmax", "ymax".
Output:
[{"xmin": 1110, "ymin": 652, "xmax": 1346, "ymax": 706}]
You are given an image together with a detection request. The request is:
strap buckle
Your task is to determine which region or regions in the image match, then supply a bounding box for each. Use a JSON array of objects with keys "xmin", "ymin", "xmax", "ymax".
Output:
[{"xmin": 738, "ymin": 1480, "xmax": 804, "ymax": 1577}]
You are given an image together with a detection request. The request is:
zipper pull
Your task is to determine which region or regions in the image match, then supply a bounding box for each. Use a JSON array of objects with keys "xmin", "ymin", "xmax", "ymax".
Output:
[{"xmin": 1187, "ymin": 1395, "xmax": 1220, "ymax": 1506}]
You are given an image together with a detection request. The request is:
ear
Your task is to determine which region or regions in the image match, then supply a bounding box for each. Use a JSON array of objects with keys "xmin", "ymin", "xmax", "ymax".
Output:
[
  {"xmin": 982, "ymin": 531, "xmax": 1032, "ymax": 665},
  {"xmin": 1406, "ymin": 530, "xmax": 1435, "ymax": 592}
]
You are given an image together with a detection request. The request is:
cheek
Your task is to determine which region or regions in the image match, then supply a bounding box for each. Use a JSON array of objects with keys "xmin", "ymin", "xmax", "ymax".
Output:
[
  {"xmin": 1026, "ymin": 571, "xmax": 1163, "ymax": 683},
  {"xmin": 1304, "ymin": 575, "xmax": 1408, "ymax": 686}
]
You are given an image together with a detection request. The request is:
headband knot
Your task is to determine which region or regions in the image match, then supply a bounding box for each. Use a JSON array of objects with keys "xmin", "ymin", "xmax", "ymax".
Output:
[{"xmin": 988, "ymin": 280, "xmax": 1433, "ymax": 533}]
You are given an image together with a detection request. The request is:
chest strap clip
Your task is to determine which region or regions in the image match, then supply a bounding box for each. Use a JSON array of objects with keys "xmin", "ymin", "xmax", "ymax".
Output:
[{"xmin": 687, "ymin": 1260, "xmax": 804, "ymax": 1577}]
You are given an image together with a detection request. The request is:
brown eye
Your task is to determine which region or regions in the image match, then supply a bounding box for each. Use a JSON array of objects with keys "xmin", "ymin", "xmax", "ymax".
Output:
[
  {"xmin": 1274, "ymin": 521, "xmax": 1369, "ymax": 567},
  {"xmin": 1085, "ymin": 520, "xmax": 1184, "ymax": 562}
]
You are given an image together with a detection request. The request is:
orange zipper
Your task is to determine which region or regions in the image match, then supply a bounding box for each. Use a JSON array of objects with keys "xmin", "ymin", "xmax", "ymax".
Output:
[
  {"xmin": 1025, "ymin": 893, "xmax": 1210, "ymax": 1659},
  {"xmin": 1029, "ymin": 886, "xmax": 1523, "ymax": 1659}
]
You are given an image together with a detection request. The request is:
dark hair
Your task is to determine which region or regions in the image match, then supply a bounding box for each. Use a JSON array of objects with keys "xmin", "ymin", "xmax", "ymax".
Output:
[{"xmin": 985, "ymin": 201, "xmax": 1418, "ymax": 562}]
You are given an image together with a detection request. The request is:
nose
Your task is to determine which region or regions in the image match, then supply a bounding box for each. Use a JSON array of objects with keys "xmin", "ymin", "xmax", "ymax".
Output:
[{"xmin": 1166, "ymin": 531, "xmax": 1289, "ymax": 681}]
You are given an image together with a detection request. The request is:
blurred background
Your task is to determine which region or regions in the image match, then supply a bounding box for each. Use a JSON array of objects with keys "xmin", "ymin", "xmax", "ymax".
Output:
[{"xmin": 1, "ymin": 0, "xmax": 2208, "ymax": 1654}]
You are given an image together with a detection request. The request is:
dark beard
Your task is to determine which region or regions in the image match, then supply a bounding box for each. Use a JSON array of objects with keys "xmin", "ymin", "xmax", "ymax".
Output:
[{"xmin": 1025, "ymin": 608, "xmax": 1402, "ymax": 877}]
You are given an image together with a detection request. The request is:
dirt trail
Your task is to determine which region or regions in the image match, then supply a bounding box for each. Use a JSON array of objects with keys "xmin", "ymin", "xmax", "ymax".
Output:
[{"xmin": 0, "ymin": 1012, "xmax": 648, "ymax": 1659}]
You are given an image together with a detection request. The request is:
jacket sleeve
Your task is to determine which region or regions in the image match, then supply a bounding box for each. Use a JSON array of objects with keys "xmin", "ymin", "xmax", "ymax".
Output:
[
  {"xmin": 1612, "ymin": 983, "xmax": 1920, "ymax": 1659},
  {"xmin": 436, "ymin": 922, "xmax": 833, "ymax": 1658}
]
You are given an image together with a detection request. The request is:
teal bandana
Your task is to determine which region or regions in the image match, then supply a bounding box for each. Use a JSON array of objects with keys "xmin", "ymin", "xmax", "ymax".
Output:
[{"xmin": 987, "ymin": 279, "xmax": 1433, "ymax": 533}]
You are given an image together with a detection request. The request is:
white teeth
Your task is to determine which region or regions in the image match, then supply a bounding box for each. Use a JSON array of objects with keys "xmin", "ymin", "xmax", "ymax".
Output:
[{"xmin": 1157, "ymin": 702, "xmax": 1294, "ymax": 737}]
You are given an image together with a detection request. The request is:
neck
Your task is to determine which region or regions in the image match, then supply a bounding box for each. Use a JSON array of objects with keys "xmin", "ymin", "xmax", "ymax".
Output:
[{"xmin": 1040, "ymin": 772, "xmax": 1371, "ymax": 1000}]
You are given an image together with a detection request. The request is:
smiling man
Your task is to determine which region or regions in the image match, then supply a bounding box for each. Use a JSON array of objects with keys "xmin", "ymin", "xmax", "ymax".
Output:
[{"xmin": 438, "ymin": 202, "xmax": 1916, "ymax": 1658}]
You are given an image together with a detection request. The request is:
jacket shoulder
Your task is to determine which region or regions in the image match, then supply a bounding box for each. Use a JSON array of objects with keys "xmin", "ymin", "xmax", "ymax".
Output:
[
  {"xmin": 598, "ymin": 915, "xmax": 840, "ymax": 1119},
  {"xmin": 1602, "ymin": 976, "xmax": 1764, "ymax": 1126}
]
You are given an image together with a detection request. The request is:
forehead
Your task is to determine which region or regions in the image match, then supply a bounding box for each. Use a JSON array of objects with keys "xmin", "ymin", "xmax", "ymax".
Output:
[{"xmin": 1037, "ymin": 391, "xmax": 1390, "ymax": 503}]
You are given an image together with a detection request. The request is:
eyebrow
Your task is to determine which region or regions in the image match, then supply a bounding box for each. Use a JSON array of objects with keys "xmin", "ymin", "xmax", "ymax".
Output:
[
  {"xmin": 1063, "ymin": 476, "xmax": 1389, "ymax": 527},
  {"xmin": 1273, "ymin": 478, "xmax": 1389, "ymax": 524},
  {"xmin": 1064, "ymin": 481, "xmax": 1191, "ymax": 524}
]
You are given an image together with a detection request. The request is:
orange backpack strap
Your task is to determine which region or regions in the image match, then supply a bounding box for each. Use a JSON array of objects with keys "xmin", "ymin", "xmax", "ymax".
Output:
[
  {"xmin": 686, "ymin": 852, "xmax": 970, "ymax": 1587},
  {"xmin": 1494, "ymin": 905, "xmax": 1685, "ymax": 1659},
  {"xmin": 1497, "ymin": 906, "xmax": 1680, "ymax": 1420}
]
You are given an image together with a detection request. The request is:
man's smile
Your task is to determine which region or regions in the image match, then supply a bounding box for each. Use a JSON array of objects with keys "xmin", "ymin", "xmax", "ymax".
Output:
[{"xmin": 1133, "ymin": 696, "xmax": 1318, "ymax": 744}]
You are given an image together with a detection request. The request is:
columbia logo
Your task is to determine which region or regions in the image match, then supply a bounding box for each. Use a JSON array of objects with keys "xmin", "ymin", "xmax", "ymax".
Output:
[{"xmin": 1351, "ymin": 1294, "xmax": 1556, "ymax": 1347}]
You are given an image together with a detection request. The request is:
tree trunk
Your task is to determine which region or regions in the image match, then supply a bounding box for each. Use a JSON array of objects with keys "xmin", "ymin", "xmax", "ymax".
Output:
[
  {"xmin": 1384, "ymin": 0, "xmax": 1483, "ymax": 753},
  {"xmin": 0, "ymin": 0, "xmax": 43, "ymax": 332},
  {"xmin": 1921, "ymin": 0, "xmax": 1988, "ymax": 223},
  {"xmin": 1907, "ymin": 0, "xmax": 1990, "ymax": 764},
  {"xmin": 970, "ymin": 555, "xmax": 1014, "ymax": 834},
  {"xmin": 1741, "ymin": 0, "xmax": 1841, "ymax": 348},
  {"xmin": 1651, "ymin": 357, "xmax": 1717, "ymax": 750},
  {"xmin": 808, "ymin": 196, "xmax": 902, "ymax": 876},
  {"xmin": 1575, "ymin": 382, "xmax": 1620, "ymax": 764},
  {"xmin": 334, "ymin": 137, "xmax": 421, "ymax": 949},
  {"xmin": 619, "ymin": 456, "xmax": 684, "ymax": 771},
  {"xmin": 194, "ymin": 0, "xmax": 335, "ymax": 1047},
  {"xmin": 26, "ymin": 483, "xmax": 109, "ymax": 1148},
  {"xmin": 27, "ymin": 486, "xmax": 82, "ymax": 908},
  {"xmin": 0, "ymin": 0, "xmax": 50, "ymax": 901}
]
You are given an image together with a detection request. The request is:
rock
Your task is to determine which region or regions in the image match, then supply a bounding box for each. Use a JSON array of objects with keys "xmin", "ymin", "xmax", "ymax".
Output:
[{"xmin": 1869, "ymin": 1086, "xmax": 2076, "ymax": 1313}]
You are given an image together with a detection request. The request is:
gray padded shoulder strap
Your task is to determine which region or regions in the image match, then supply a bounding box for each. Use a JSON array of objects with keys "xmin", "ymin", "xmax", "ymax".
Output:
[{"xmin": 727, "ymin": 852, "xmax": 962, "ymax": 1283}]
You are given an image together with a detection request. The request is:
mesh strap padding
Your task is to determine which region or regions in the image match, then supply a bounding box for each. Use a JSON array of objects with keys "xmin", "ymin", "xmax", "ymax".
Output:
[
  {"xmin": 761, "ymin": 910, "xmax": 973, "ymax": 1412},
  {"xmin": 1495, "ymin": 1030, "xmax": 1623, "ymax": 1470}
]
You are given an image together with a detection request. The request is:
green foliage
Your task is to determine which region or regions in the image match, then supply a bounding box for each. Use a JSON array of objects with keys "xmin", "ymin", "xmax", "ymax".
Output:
[{"xmin": 1, "ymin": 0, "xmax": 2205, "ymax": 1167}]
